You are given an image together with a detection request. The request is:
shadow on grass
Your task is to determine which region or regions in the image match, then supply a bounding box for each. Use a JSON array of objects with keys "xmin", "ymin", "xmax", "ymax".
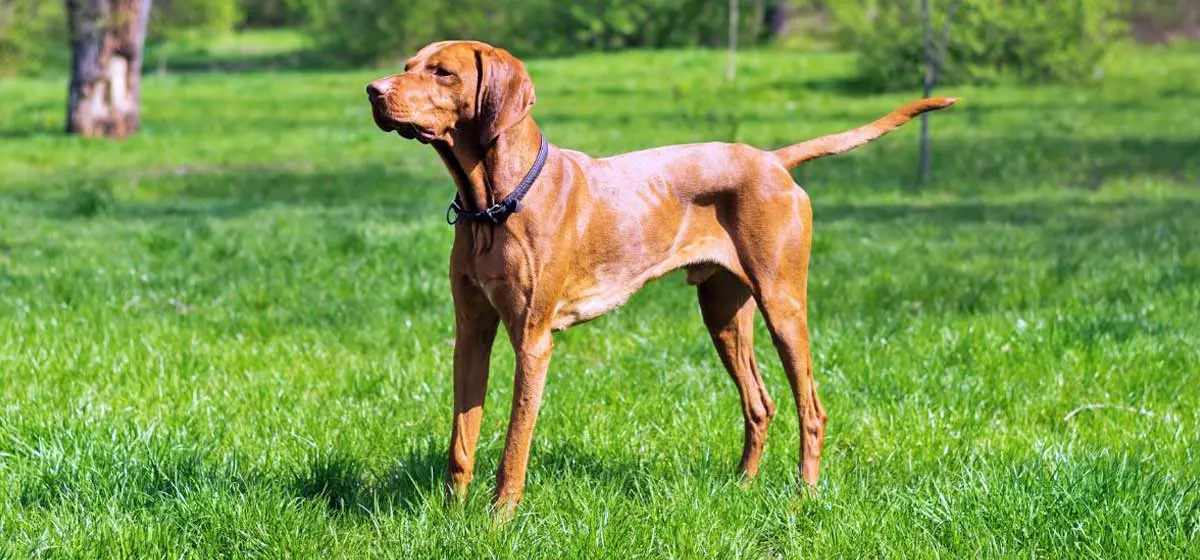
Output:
[
  {"xmin": 531, "ymin": 440, "xmax": 731, "ymax": 500},
  {"xmin": 291, "ymin": 444, "xmax": 447, "ymax": 516},
  {"xmin": 816, "ymin": 197, "xmax": 1200, "ymax": 228},
  {"xmin": 791, "ymin": 136, "xmax": 1199, "ymax": 194},
  {"xmin": 147, "ymin": 49, "xmax": 339, "ymax": 75},
  {"xmin": 759, "ymin": 73, "xmax": 889, "ymax": 96},
  {"xmin": 11, "ymin": 162, "xmax": 453, "ymax": 222},
  {"xmin": 1, "ymin": 132, "xmax": 1195, "ymax": 224},
  {"xmin": 288, "ymin": 439, "xmax": 725, "ymax": 516}
]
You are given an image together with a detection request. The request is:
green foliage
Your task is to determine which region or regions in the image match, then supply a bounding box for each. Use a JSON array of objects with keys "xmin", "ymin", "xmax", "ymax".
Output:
[
  {"xmin": 151, "ymin": 0, "xmax": 241, "ymax": 42},
  {"xmin": 0, "ymin": 0, "xmax": 66, "ymax": 76},
  {"xmin": 514, "ymin": 0, "xmax": 738, "ymax": 55},
  {"xmin": 293, "ymin": 0, "xmax": 764, "ymax": 64},
  {"xmin": 239, "ymin": 0, "xmax": 307, "ymax": 28},
  {"xmin": 288, "ymin": 0, "xmax": 493, "ymax": 64},
  {"xmin": 831, "ymin": 0, "xmax": 1125, "ymax": 91}
]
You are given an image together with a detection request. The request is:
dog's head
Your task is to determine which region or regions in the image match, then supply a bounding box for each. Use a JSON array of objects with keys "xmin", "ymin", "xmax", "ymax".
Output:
[{"xmin": 366, "ymin": 41, "xmax": 536, "ymax": 146}]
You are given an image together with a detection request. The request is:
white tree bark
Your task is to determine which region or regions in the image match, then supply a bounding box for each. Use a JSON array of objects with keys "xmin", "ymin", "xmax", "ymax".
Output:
[{"xmin": 66, "ymin": 0, "xmax": 152, "ymax": 138}]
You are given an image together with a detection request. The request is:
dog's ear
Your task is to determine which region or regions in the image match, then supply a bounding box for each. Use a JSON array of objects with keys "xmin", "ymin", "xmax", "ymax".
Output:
[{"xmin": 474, "ymin": 46, "xmax": 536, "ymax": 145}]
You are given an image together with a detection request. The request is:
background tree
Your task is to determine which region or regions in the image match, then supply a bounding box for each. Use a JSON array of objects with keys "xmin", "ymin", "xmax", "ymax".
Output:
[
  {"xmin": 65, "ymin": 0, "xmax": 153, "ymax": 138},
  {"xmin": 0, "ymin": 1, "xmax": 67, "ymax": 76},
  {"xmin": 830, "ymin": 0, "xmax": 1121, "ymax": 91},
  {"xmin": 147, "ymin": 0, "xmax": 238, "ymax": 74},
  {"xmin": 918, "ymin": 0, "xmax": 959, "ymax": 184},
  {"xmin": 239, "ymin": 0, "xmax": 305, "ymax": 28},
  {"xmin": 727, "ymin": 0, "xmax": 738, "ymax": 82},
  {"xmin": 288, "ymin": 0, "xmax": 764, "ymax": 63}
]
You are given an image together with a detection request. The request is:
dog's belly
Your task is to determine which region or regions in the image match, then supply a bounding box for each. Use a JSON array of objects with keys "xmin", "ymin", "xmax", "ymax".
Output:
[{"xmin": 549, "ymin": 232, "xmax": 730, "ymax": 331}]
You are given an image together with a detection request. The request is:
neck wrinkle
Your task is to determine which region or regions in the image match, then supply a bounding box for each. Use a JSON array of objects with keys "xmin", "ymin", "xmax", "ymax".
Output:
[
  {"xmin": 443, "ymin": 117, "xmax": 543, "ymax": 213},
  {"xmin": 441, "ymin": 141, "xmax": 489, "ymax": 211},
  {"xmin": 482, "ymin": 116, "xmax": 543, "ymax": 204}
]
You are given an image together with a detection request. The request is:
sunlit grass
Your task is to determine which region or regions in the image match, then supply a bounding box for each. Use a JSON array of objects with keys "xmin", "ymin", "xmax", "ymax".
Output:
[{"xmin": 0, "ymin": 41, "xmax": 1197, "ymax": 557}]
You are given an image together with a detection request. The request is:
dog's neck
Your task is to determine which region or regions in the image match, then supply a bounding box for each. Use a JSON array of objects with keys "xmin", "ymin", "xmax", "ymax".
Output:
[{"xmin": 435, "ymin": 117, "xmax": 544, "ymax": 212}]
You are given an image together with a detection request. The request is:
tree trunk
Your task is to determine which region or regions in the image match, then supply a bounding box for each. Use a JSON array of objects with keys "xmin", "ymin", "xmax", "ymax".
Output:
[
  {"xmin": 751, "ymin": 0, "xmax": 765, "ymax": 42},
  {"xmin": 66, "ymin": 0, "xmax": 152, "ymax": 138},
  {"xmin": 918, "ymin": 0, "xmax": 933, "ymax": 185},
  {"xmin": 918, "ymin": 0, "xmax": 958, "ymax": 185},
  {"xmin": 727, "ymin": 0, "xmax": 738, "ymax": 82},
  {"xmin": 764, "ymin": 2, "xmax": 790, "ymax": 38}
]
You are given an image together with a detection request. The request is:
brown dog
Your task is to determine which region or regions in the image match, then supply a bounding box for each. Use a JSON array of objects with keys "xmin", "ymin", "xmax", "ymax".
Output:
[{"xmin": 366, "ymin": 40, "xmax": 956, "ymax": 514}]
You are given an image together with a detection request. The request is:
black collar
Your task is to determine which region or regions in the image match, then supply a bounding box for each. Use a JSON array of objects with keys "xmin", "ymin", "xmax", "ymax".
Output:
[{"xmin": 447, "ymin": 134, "xmax": 550, "ymax": 225}]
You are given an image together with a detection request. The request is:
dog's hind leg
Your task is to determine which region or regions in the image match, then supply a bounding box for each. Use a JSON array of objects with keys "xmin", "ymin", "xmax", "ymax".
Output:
[
  {"xmin": 737, "ymin": 185, "xmax": 826, "ymax": 491},
  {"xmin": 758, "ymin": 287, "xmax": 826, "ymax": 491},
  {"xmin": 697, "ymin": 269, "xmax": 776, "ymax": 479}
]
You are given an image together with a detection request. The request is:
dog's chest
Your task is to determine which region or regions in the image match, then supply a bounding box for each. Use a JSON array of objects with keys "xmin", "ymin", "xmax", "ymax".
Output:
[{"xmin": 465, "ymin": 240, "xmax": 636, "ymax": 330}]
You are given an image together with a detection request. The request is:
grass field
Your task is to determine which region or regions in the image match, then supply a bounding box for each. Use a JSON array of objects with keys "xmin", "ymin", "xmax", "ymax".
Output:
[{"xmin": 1, "ymin": 39, "xmax": 1199, "ymax": 557}]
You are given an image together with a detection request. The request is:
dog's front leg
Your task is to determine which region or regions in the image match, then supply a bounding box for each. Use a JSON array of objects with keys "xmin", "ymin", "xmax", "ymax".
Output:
[
  {"xmin": 446, "ymin": 275, "xmax": 500, "ymax": 502},
  {"xmin": 493, "ymin": 327, "xmax": 553, "ymax": 517}
]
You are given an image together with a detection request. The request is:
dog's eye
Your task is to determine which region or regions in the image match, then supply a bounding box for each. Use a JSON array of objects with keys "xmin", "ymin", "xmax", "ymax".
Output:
[{"xmin": 431, "ymin": 66, "xmax": 454, "ymax": 77}]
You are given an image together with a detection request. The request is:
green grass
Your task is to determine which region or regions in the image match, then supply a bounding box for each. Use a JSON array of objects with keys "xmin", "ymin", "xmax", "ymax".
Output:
[{"xmin": 1, "ymin": 41, "xmax": 1198, "ymax": 558}]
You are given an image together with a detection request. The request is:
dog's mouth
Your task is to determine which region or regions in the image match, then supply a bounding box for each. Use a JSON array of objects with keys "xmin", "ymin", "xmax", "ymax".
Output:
[
  {"xmin": 394, "ymin": 122, "xmax": 437, "ymax": 144},
  {"xmin": 371, "ymin": 110, "xmax": 436, "ymax": 144}
]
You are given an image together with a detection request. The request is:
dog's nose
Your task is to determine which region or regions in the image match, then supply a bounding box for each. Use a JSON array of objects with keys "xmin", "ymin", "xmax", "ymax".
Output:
[{"xmin": 366, "ymin": 79, "xmax": 391, "ymax": 99}]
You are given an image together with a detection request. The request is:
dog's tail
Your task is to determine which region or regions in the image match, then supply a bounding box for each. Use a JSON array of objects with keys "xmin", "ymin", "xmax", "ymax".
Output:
[{"xmin": 773, "ymin": 97, "xmax": 958, "ymax": 170}]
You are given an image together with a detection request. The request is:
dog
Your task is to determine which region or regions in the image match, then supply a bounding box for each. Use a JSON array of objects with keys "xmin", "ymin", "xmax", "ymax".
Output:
[{"xmin": 366, "ymin": 40, "xmax": 956, "ymax": 514}]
